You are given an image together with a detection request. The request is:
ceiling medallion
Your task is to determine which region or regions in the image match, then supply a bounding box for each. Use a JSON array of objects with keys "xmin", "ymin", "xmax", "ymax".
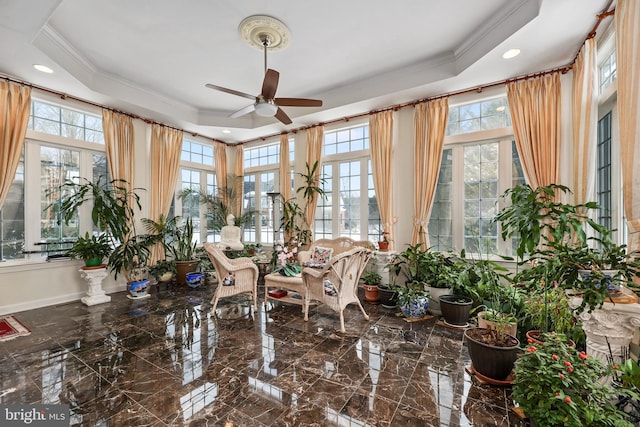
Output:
[{"xmin": 238, "ymin": 15, "xmax": 291, "ymax": 51}]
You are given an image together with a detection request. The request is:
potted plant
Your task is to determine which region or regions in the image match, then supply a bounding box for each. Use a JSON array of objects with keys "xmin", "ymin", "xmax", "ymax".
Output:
[
  {"xmin": 57, "ymin": 178, "xmax": 154, "ymax": 298},
  {"xmin": 391, "ymin": 281, "xmax": 429, "ymax": 319},
  {"xmin": 149, "ymin": 259, "xmax": 176, "ymax": 283},
  {"xmin": 143, "ymin": 215, "xmax": 200, "ymax": 285},
  {"xmin": 361, "ymin": 270, "xmax": 382, "ymax": 303},
  {"xmin": 67, "ymin": 232, "xmax": 112, "ymax": 268},
  {"xmin": 281, "ymin": 161, "xmax": 326, "ymax": 248},
  {"xmin": 513, "ymin": 332, "xmax": 631, "ymax": 426},
  {"xmin": 378, "ymin": 231, "xmax": 390, "ymax": 251}
]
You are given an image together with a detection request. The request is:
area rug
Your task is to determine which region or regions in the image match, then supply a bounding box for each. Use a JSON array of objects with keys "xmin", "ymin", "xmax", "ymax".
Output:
[{"xmin": 0, "ymin": 315, "xmax": 31, "ymax": 342}]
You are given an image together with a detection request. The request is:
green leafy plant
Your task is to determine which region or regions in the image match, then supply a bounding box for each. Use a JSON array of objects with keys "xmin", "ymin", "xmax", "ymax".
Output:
[
  {"xmin": 281, "ymin": 161, "xmax": 326, "ymax": 248},
  {"xmin": 390, "ymin": 281, "xmax": 429, "ymax": 308},
  {"xmin": 56, "ymin": 178, "xmax": 153, "ymax": 281},
  {"xmin": 66, "ymin": 232, "xmax": 112, "ymax": 265},
  {"xmin": 181, "ymin": 174, "xmax": 258, "ymax": 231},
  {"xmin": 362, "ymin": 270, "xmax": 382, "ymax": 286},
  {"xmin": 513, "ymin": 332, "xmax": 632, "ymax": 426},
  {"xmin": 149, "ymin": 259, "xmax": 176, "ymax": 281},
  {"xmin": 388, "ymin": 243, "xmax": 457, "ymax": 289},
  {"xmin": 142, "ymin": 214, "xmax": 198, "ymax": 262}
]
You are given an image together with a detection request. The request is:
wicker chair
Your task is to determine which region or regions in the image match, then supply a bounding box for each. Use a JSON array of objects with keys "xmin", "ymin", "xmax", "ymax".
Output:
[
  {"xmin": 203, "ymin": 243, "xmax": 258, "ymax": 315},
  {"xmin": 302, "ymin": 247, "xmax": 372, "ymax": 332}
]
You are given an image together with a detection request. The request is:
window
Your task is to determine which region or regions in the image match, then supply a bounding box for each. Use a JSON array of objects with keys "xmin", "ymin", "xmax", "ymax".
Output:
[
  {"xmin": 0, "ymin": 140, "xmax": 108, "ymax": 263},
  {"xmin": 428, "ymin": 149, "xmax": 452, "ymax": 251},
  {"xmin": 0, "ymin": 154, "xmax": 25, "ymax": 261},
  {"xmin": 242, "ymin": 140, "xmax": 294, "ymax": 245},
  {"xmin": 429, "ymin": 139, "xmax": 524, "ymax": 257},
  {"xmin": 314, "ymin": 124, "xmax": 380, "ymax": 241},
  {"xmin": 597, "ymin": 112, "xmax": 612, "ymax": 232},
  {"xmin": 177, "ymin": 139, "xmax": 216, "ymax": 245},
  {"xmin": 28, "ymin": 99, "xmax": 104, "ymax": 144},
  {"xmin": 446, "ymin": 97, "xmax": 511, "ymax": 136},
  {"xmin": 599, "ymin": 50, "xmax": 617, "ymax": 93},
  {"xmin": 182, "ymin": 140, "xmax": 214, "ymax": 166}
]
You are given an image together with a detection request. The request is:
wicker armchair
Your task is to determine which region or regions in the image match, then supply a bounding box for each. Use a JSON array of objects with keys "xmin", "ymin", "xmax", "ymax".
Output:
[
  {"xmin": 203, "ymin": 243, "xmax": 258, "ymax": 315},
  {"xmin": 302, "ymin": 247, "xmax": 372, "ymax": 332}
]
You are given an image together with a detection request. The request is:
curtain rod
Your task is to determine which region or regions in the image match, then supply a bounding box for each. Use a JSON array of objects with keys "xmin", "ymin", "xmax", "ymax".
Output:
[
  {"xmin": 0, "ymin": 74, "xmax": 226, "ymax": 145},
  {"xmin": 236, "ymin": 64, "xmax": 572, "ymax": 146}
]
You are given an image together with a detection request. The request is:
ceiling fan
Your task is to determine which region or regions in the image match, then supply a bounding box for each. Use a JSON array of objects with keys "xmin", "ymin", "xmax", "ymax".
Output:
[{"xmin": 206, "ymin": 35, "xmax": 322, "ymax": 125}]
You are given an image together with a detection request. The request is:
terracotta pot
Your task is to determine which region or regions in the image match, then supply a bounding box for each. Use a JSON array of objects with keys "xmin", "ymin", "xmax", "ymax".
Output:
[
  {"xmin": 378, "ymin": 241, "xmax": 389, "ymax": 251},
  {"xmin": 175, "ymin": 260, "xmax": 199, "ymax": 285},
  {"xmin": 363, "ymin": 285, "xmax": 380, "ymax": 303}
]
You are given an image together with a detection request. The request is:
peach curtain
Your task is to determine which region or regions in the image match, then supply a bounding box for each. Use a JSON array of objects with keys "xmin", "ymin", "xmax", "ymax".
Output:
[
  {"xmin": 304, "ymin": 125, "xmax": 324, "ymax": 239},
  {"xmin": 148, "ymin": 124, "xmax": 183, "ymax": 262},
  {"xmin": 412, "ymin": 98, "xmax": 449, "ymax": 246},
  {"xmin": 369, "ymin": 111, "xmax": 395, "ymax": 250},
  {"xmin": 506, "ymin": 73, "xmax": 561, "ymax": 188},
  {"xmin": 0, "ymin": 81, "xmax": 31, "ymax": 209},
  {"xmin": 280, "ymin": 134, "xmax": 292, "ymax": 203},
  {"xmin": 214, "ymin": 142, "xmax": 227, "ymax": 202},
  {"xmin": 234, "ymin": 144, "xmax": 244, "ymax": 217},
  {"xmin": 572, "ymin": 38, "xmax": 597, "ymax": 207},
  {"xmin": 616, "ymin": 0, "xmax": 640, "ymax": 251},
  {"xmin": 102, "ymin": 110, "xmax": 135, "ymax": 194},
  {"xmin": 279, "ymin": 134, "xmax": 292, "ymax": 242}
]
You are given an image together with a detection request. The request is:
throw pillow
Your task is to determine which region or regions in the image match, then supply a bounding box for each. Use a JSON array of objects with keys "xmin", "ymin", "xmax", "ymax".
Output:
[
  {"xmin": 312, "ymin": 246, "xmax": 333, "ymax": 265},
  {"xmin": 323, "ymin": 279, "xmax": 338, "ymax": 296}
]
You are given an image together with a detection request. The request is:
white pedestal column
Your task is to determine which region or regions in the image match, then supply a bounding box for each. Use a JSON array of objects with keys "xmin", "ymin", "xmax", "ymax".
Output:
[
  {"xmin": 370, "ymin": 251, "xmax": 396, "ymax": 286},
  {"xmin": 79, "ymin": 266, "xmax": 111, "ymax": 306},
  {"xmin": 570, "ymin": 296, "xmax": 640, "ymax": 363}
]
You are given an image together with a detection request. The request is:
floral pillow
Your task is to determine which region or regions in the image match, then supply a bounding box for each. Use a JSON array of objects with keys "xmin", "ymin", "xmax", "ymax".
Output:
[
  {"xmin": 323, "ymin": 279, "xmax": 338, "ymax": 296},
  {"xmin": 312, "ymin": 246, "xmax": 334, "ymax": 265}
]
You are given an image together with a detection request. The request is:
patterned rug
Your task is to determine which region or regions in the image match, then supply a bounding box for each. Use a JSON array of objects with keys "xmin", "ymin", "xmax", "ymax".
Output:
[{"xmin": 0, "ymin": 315, "xmax": 31, "ymax": 342}]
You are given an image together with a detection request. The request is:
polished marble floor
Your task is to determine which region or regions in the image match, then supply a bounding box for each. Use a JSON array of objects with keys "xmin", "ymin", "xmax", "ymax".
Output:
[{"xmin": 0, "ymin": 282, "xmax": 526, "ymax": 426}]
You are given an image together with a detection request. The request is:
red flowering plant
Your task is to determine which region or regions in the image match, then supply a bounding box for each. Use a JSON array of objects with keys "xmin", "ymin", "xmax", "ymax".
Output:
[{"xmin": 513, "ymin": 332, "xmax": 632, "ymax": 426}]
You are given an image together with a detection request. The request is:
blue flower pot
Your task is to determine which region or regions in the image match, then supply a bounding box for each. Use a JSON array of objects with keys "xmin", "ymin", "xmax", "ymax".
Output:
[
  {"xmin": 186, "ymin": 272, "xmax": 203, "ymax": 288},
  {"xmin": 128, "ymin": 278, "xmax": 149, "ymax": 298},
  {"xmin": 400, "ymin": 296, "xmax": 429, "ymax": 319}
]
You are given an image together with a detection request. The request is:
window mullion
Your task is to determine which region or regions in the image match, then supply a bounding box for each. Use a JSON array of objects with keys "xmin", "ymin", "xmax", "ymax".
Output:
[{"xmin": 24, "ymin": 142, "xmax": 40, "ymax": 253}]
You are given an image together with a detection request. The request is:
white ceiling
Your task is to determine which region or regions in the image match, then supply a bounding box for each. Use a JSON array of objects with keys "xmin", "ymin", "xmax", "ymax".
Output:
[{"xmin": 0, "ymin": 0, "xmax": 610, "ymax": 143}]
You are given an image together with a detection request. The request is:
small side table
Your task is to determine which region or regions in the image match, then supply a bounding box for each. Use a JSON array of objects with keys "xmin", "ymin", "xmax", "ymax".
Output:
[{"xmin": 264, "ymin": 272, "xmax": 308, "ymax": 318}]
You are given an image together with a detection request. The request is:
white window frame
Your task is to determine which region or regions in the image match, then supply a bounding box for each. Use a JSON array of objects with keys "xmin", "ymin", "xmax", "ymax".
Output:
[{"xmin": 440, "ymin": 126, "xmax": 521, "ymax": 259}]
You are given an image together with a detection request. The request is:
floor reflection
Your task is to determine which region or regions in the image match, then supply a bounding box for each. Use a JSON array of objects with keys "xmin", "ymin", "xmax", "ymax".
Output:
[{"xmin": 0, "ymin": 283, "xmax": 524, "ymax": 426}]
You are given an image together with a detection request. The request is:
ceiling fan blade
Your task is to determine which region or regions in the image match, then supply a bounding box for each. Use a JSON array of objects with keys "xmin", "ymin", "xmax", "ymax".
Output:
[
  {"xmin": 230, "ymin": 103, "xmax": 256, "ymax": 118},
  {"xmin": 274, "ymin": 107, "xmax": 292, "ymax": 125},
  {"xmin": 261, "ymin": 69, "xmax": 280, "ymax": 99},
  {"xmin": 205, "ymin": 83, "xmax": 256, "ymax": 101},
  {"xmin": 274, "ymin": 98, "xmax": 323, "ymax": 107}
]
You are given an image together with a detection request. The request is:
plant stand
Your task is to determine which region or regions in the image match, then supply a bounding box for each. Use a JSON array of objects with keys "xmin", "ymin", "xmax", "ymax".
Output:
[
  {"xmin": 370, "ymin": 250, "xmax": 395, "ymax": 286},
  {"xmin": 569, "ymin": 293, "xmax": 640, "ymax": 364},
  {"xmin": 79, "ymin": 265, "xmax": 111, "ymax": 306}
]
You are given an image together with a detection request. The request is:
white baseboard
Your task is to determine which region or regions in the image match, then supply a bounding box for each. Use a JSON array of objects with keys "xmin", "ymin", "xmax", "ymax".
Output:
[{"xmin": 0, "ymin": 283, "xmax": 125, "ymax": 316}]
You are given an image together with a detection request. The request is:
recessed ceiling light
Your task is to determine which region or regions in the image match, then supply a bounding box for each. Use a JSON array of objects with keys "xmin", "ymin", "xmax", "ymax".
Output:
[
  {"xmin": 33, "ymin": 64, "xmax": 53, "ymax": 73},
  {"xmin": 222, "ymin": 129, "xmax": 231, "ymax": 134},
  {"xmin": 502, "ymin": 49, "xmax": 521, "ymax": 59},
  {"xmin": 496, "ymin": 106, "xmax": 506, "ymax": 112}
]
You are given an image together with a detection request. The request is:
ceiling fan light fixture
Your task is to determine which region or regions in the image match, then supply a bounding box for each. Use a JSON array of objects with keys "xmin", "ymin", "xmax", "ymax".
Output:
[{"xmin": 254, "ymin": 101, "xmax": 278, "ymax": 117}]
